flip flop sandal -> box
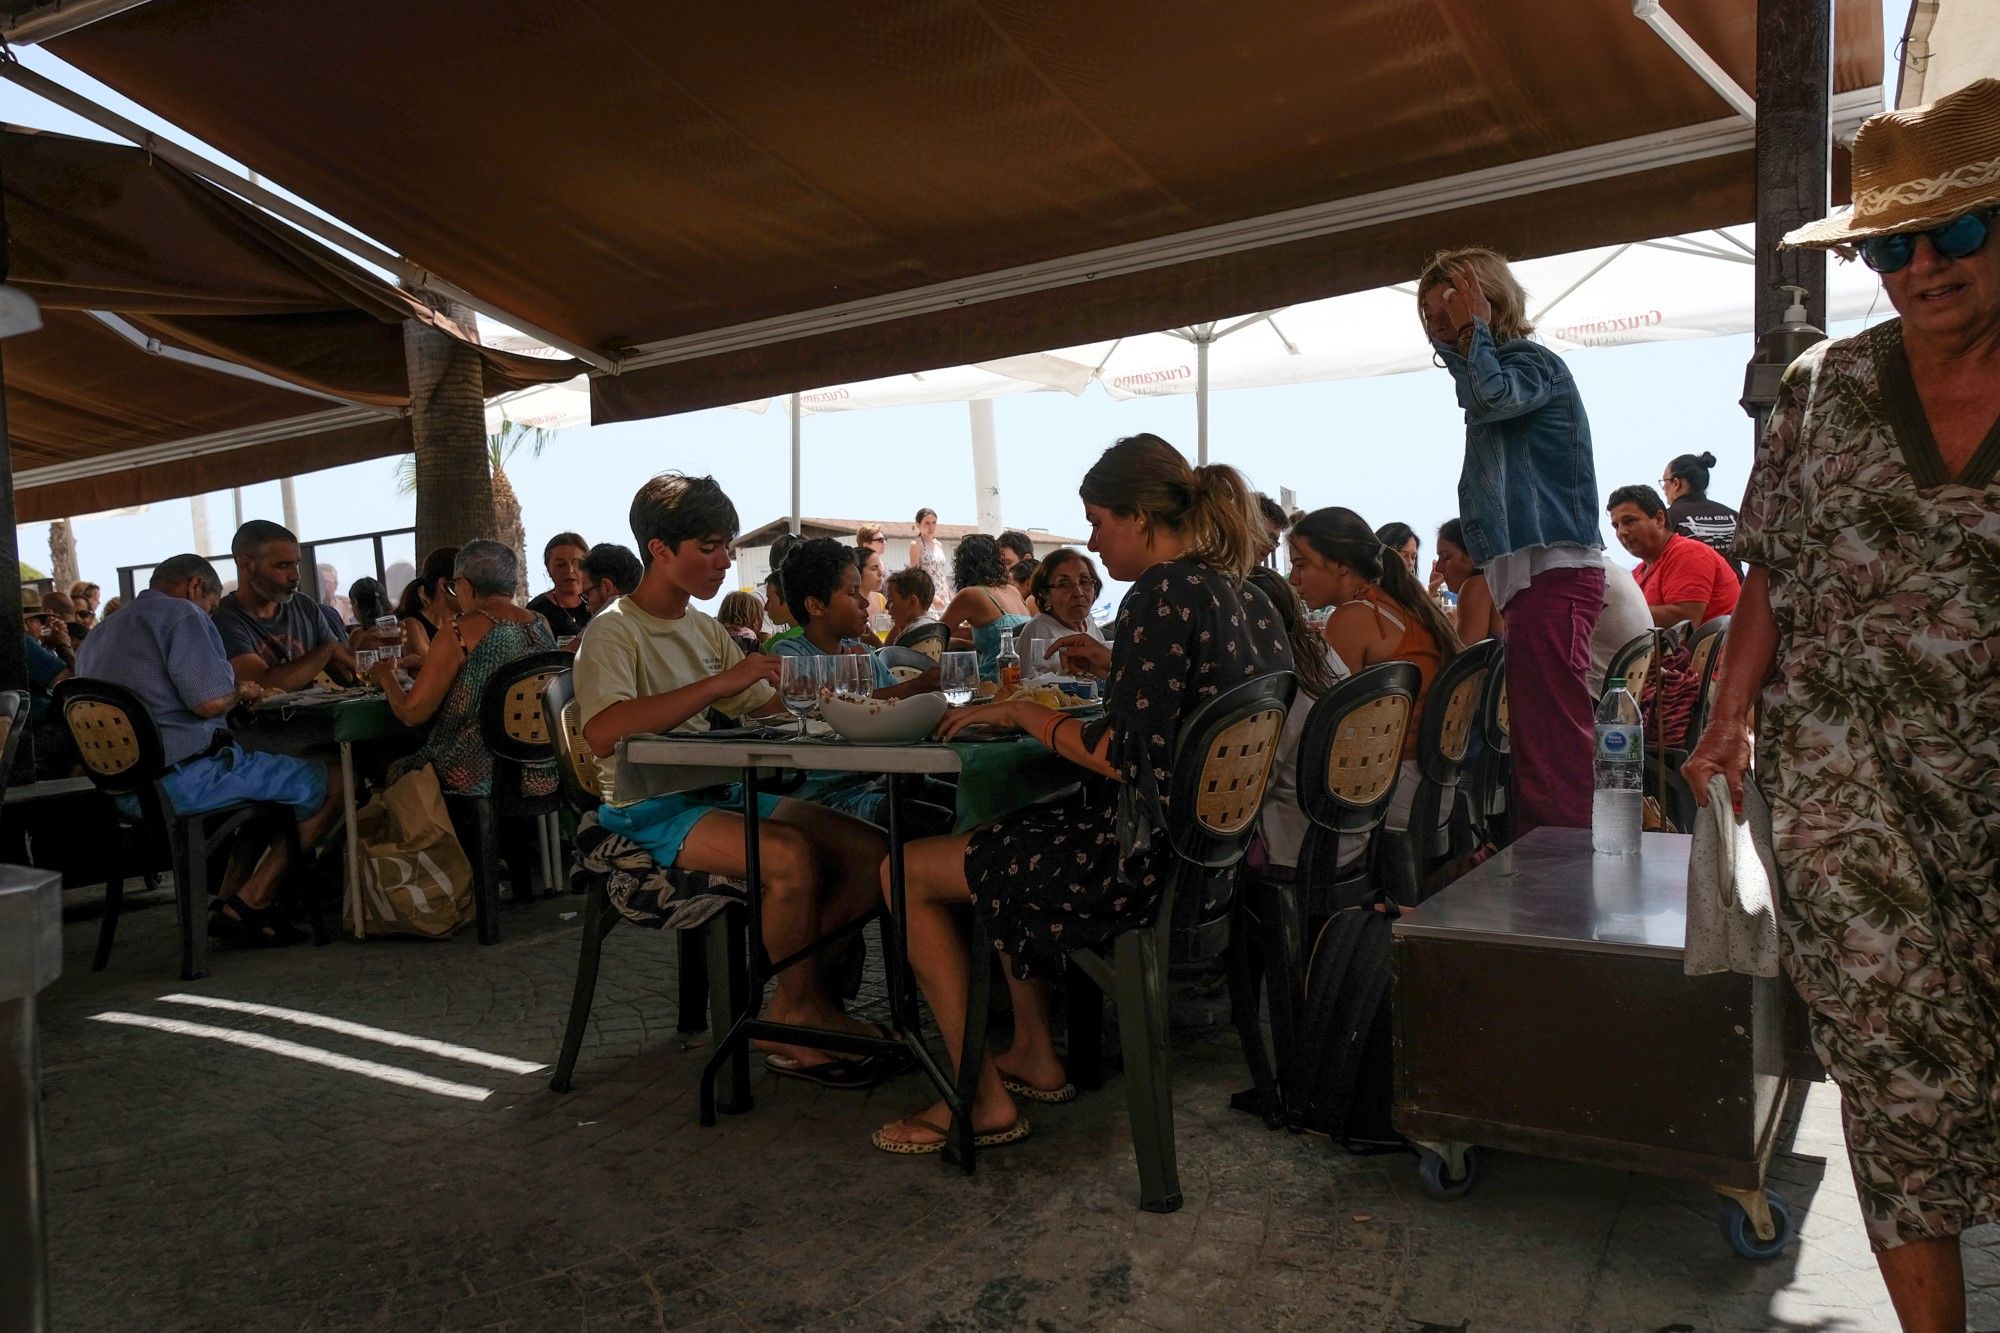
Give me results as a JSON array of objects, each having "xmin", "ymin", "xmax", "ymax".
[
  {"xmin": 871, "ymin": 1114, "xmax": 1032, "ymax": 1156},
  {"xmin": 1001, "ymin": 1077, "xmax": 1078, "ymax": 1104},
  {"xmin": 763, "ymin": 1053, "xmax": 890, "ymax": 1090}
]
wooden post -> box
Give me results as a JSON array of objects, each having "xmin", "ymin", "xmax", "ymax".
[
  {"xmin": 1753, "ymin": 0, "xmax": 1831, "ymax": 339},
  {"xmin": 0, "ymin": 142, "xmax": 24, "ymax": 698}
]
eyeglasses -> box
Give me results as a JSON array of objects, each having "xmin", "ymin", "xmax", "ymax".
[
  {"xmin": 1858, "ymin": 209, "xmax": 1996, "ymax": 274},
  {"xmin": 1046, "ymin": 578, "xmax": 1100, "ymax": 595}
]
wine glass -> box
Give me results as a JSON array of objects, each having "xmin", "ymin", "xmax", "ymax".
[
  {"xmin": 832, "ymin": 652, "xmax": 874, "ymax": 702},
  {"xmin": 940, "ymin": 650, "xmax": 978, "ymax": 707},
  {"xmin": 779, "ymin": 654, "xmax": 824, "ymax": 738}
]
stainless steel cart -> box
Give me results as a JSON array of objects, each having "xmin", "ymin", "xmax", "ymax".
[{"xmin": 1392, "ymin": 827, "xmax": 1798, "ymax": 1259}]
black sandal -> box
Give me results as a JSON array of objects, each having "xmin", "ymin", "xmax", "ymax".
[{"xmin": 209, "ymin": 894, "xmax": 306, "ymax": 947}]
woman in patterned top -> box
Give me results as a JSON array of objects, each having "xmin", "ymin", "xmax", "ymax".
[
  {"xmin": 373, "ymin": 539, "xmax": 557, "ymax": 800},
  {"xmin": 872, "ymin": 434, "xmax": 1293, "ymax": 1155},
  {"xmin": 1685, "ymin": 81, "xmax": 2000, "ymax": 1329}
]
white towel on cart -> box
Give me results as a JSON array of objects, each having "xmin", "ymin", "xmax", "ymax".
[{"xmin": 1683, "ymin": 773, "xmax": 1781, "ymax": 978}]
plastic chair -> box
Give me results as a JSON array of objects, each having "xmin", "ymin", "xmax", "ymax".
[
  {"xmin": 1229, "ymin": 662, "xmax": 1418, "ymax": 1127},
  {"xmin": 1659, "ymin": 615, "xmax": 1731, "ymax": 829},
  {"xmin": 1386, "ymin": 638, "xmax": 1500, "ymax": 899},
  {"xmin": 0, "ymin": 691, "xmax": 26, "ymax": 782},
  {"xmin": 455, "ymin": 650, "xmax": 572, "ymax": 945},
  {"xmin": 1602, "ymin": 629, "xmax": 1657, "ymax": 705},
  {"xmin": 54, "ymin": 678, "xmax": 304, "ymax": 979},
  {"xmin": 542, "ymin": 670, "xmax": 750, "ymax": 1102},
  {"xmin": 960, "ymin": 670, "xmax": 1295, "ymax": 1211},
  {"xmin": 1463, "ymin": 655, "xmax": 1511, "ymax": 847},
  {"xmin": 893, "ymin": 622, "xmax": 950, "ymax": 660},
  {"xmin": 876, "ymin": 644, "xmax": 937, "ymax": 674}
]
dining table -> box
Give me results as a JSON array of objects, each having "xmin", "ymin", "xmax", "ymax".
[
  {"xmin": 617, "ymin": 719, "xmax": 1084, "ymax": 1165},
  {"xmin": 233, "ymin": 687, "xmax": 415, "ymax": 936}
]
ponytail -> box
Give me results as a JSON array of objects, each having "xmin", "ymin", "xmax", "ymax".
[{"xmin": 1293, "ymin": 506, "xmax": 1462, "ymax": 665}]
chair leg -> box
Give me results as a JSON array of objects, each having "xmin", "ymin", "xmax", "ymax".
[
  {"xmin": 1113, "ymin": 918, "xmax": 1182, "ymax": 1213},
  {"xmin": 1064, "ymin": 956, "xmax": 1105, "ymax": 1091},
  {"xmin": 176, "ymin": 824, "xmax": 208, "ymax": 981},
  {"xmin": 550, "ymin": 885, "xmax": 616, "ymax": 1093},
  {"xmin": 93, "ymin": 874, "xmax": 125, "ymax": 973},
  {"xmin": 475, "ymin": 800, "xmax": 501, "ymax": 944},
  {"xmin": 1225, "ymin": 889, "xmax": 1280, "ymax": 1124},
  {"xmin": 676, "ymin": 922, "xmax": 710, "ymax": 1034},
  {"xmin": 707, "ymin": 907, "xmax": 753, "ymax": 1115}
]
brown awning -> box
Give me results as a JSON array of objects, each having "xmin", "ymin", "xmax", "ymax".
[
  {"xmin": 0, "ymin": 124, "xmax": 581, "ymax": 519},
  {"xmin": 35, "ymin": 2, "xmax": 1879, "ymax": 424}
]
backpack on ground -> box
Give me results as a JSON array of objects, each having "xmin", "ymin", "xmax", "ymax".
[{"xmin": 1291, "ymin": 904, "xmax": 1403, "ymax": 1151}]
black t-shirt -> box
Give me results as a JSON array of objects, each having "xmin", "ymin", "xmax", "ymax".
[
  {"xmin": 1665, "ymin": 497, "xmax": 1741, "ymax": 575},
  {"xmin": 211, "ymin": 592, "xmax": 338, "ymax": 666},
  {"xmin": 527, "ymin": 592, "xmax": 591, "ymax": 639}
]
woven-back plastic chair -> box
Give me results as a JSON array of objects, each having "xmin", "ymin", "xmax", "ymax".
[
  {"xmin": 1230, "ymin": 662, "xmax": 1417, "ymax": 1127},
  {"xmin": 458, "ymin": 649, "xmax": 572, "ymax": 943},
  {"xmin": 542, "ymin": 671, "xmax": 750, "ymax": 1104},
  {"xmin": 1389, "ymin": 638, "xmax": 1500, "ymax": 899},
  {"xmin": 1602, "ymin": 630, "xmax": 1658, "ymax": 704},
  {"xmin": 893, "ymin": 622, "xmax": 950, "ymax": 660},
  {"xmin": 54, "ymin": 678, "xmax": 302, "ymax": 979},
  {"xmin": 957, "ymin": 670, "xmax": 1295, "ymax": 1211}
]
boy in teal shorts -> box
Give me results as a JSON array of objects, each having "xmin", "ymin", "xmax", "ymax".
[{"xmin": 574, "ymin": 475, "xmax": 891, "ymax": 1086}]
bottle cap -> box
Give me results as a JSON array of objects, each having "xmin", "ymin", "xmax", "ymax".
[{"xmin": 1607, "ymin": 676, "xmax": 1625, "ymax": 688}]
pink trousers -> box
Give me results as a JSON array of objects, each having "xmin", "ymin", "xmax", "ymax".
[{"xmin": 1503, "ymin": 565, "xmax": 1605, "ymax": 837}]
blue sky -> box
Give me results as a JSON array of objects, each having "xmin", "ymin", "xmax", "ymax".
[{"xmin": 7, "ymin": 7, "xmax": 1909, "ymax": 609}]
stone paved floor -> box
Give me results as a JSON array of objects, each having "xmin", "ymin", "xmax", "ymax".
[{"xmin": 32, "ymin": 884, "xmax": 2000, "ymax": 1331}]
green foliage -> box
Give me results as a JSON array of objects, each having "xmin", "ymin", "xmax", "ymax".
[
  {"xmin": 17, "ymin": 560, "xmax": 45, "ymax": 582},
  {"xmin": 393, "ymin": 417, "xmax": 555, "ymax": 496}
]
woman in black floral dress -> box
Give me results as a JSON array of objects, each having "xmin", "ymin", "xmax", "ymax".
[{"xmin": 873, "ymin": 434, "xmax": 1293, "ymax": 1154}]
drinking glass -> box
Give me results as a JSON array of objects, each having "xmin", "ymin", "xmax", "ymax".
[
  {"xmin": 832, "ymin": 653, "xmax": 875, "ymax": 702},
  {"xmin": 355, "ymin": 649, "xmax": 378, "ymax": 676},
  {"xmin": 779, "ymin": 654, "xmax": 824, "ymax": 737},
  {"xmin": 375, "ymin": 614, "xmax": 403, "ymax": 661},
  {"xmin": 940, "ymin": 651, "xmax": 979, "ymax": 707}
]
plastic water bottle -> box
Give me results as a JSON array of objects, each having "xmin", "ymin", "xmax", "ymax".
[{"xmin": 1592, "ymin": 677, "xmax": 1644, "ymax": 855}]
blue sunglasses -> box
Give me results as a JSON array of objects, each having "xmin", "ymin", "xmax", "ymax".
[{"xmin": 1858, "ymin": 209, "xmax": 1996, "ymax": 274}]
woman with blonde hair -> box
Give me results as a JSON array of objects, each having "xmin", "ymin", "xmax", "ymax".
[
  {"xmin": 1417, "ymin": 245, "xmax": 1603, "ymax": 836},
  {"xmin": 873, "ymin": 433, "xmax": 1293, "ymax": 1154},
  {"xmin": 715, "ymin": 588, "xmax": 765, "ymax": 654}
]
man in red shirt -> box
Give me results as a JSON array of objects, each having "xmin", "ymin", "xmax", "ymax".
[{"xmin": 1607, "ymin": 484, "xmax": 1740, "ymax": 627}]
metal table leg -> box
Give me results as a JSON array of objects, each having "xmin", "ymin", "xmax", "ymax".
[{"xmin": 340, "ymin": 741, "xmax": 362, "ymax": 938}]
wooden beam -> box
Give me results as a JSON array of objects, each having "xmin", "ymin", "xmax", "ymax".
[{"xmin": 1754, "ymin": 0, "xmax": 1832, "ymax": 337}]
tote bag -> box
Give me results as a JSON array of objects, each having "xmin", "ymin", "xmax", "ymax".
[{"xmin": 355, "ymin": 764, "xmax": 475, "ymax": 938}]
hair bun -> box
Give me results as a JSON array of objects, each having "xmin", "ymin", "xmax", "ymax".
[{"xmin": 1698, "ymin": 451, "xmax": 1717, "ymax": 467}]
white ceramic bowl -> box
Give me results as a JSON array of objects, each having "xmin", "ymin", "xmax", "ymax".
[{"xmin": 818, "ymin": 691, "xmax": 948, "ymax": 744}]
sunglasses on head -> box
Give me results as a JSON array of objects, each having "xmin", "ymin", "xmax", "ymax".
[{"xmin": 1858, "ymin": 209, "xmax": 1997, "ymax": 274}]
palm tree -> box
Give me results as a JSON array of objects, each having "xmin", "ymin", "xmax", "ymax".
[
  {"xmin": 47, "ymin": 519, "xmax": 77, "ymax": 589},
  {"xmin": 396, "ymin": 418, "xmax": 553, "ymax": 602},
  {"xmin": 403, "ymin": 308, "xmax": 494, "ymax": 557}
]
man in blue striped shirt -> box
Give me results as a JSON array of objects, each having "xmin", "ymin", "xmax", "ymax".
[{"xmin": 76, "ymin": 554, "xmax": 339, "ymax": 944}]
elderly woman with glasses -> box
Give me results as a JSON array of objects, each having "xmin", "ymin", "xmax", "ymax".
[
  {"xmin": 372, "ymin": 539, "xmax": 558, "ymax": 801},
  {"xmin": 1016, "ymin": 547, "xmax": 1106, "ymax": 660},
  {"xmin": 1685, "ymin": 81, "xmax": 2000, "ymax": 1328}
]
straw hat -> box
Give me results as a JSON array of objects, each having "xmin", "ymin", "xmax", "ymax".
[
  {"xmin": 19, "ymin": 588, "xmax": 42, "ymax": 613},
  {"xmin": 1783, "ymin": 78, "xmax": 2000, "ymax": 249}
]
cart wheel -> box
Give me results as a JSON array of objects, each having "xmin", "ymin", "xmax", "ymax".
[
  {"xmin": 1418, "ymin": 1146, "xmax": 1480, "ymax": 1201},
  {"xmin": 1720, "ymin": 1190, "xmax": 1794, "ymax": 1261}
]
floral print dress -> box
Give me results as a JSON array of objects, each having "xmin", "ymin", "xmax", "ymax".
[
  {"xmin": 1737, "ymin": 318, "xmax": 2000, "ymax": 1250},
  {"xmin": 965, "ymin": 558, "xmax": 1292, "ymax": 979},
  {"xmin": 393, "ymin": 616, "xmax": 560, "ymax": 799}
]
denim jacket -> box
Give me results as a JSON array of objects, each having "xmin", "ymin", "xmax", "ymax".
[{"xmin": 1435, "ymin": 320, "xmax": 1603, "ymax": 565}]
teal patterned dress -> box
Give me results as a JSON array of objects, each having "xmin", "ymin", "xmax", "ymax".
[{"xmin": 393, "ymin": 616, "xmax": 559, "ymax": 798}]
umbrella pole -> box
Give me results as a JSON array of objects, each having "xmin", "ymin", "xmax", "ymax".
[
  {"xmin": 969, "ymin": 399, "xmax": 1002, "ymax": 531},
  {"xmin": 788, "ymin": 392, "xmax": 801, "ymax": 536},
  {"xmin": 1196, "ymin": 336, "xmax": 1210, "ymax": 466},
  {"xmin": 0, "ymin": 148, "xmax": 22, "ymax": 698}
]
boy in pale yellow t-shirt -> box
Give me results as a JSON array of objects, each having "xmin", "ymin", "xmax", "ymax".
[{"xmin": 573, "ymin": 473, "xmax": 891, "ymax": 1086}]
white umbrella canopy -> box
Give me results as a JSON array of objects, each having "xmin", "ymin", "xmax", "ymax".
[{"xmin": 1032, "ymin": 225, "xmax": 1888, "ymax": 458}]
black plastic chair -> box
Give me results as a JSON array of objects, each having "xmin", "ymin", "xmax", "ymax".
[
  {"xmin": 1463, "ymin": 653, "xmax": 1511, "ymax": 848},
  {"xmin": 54, "ymin": 678, "xmax": 304, "ymax": 979},
  {"xmin": 893, "ymin": 622, "xmax": 951, "ymax": 659},
  {"xmin": 542, "ymin": 670, "xmax": 750, "ymax": 1101},
  {"xmin": 959, "ymin": 670, "xmax": 1295, "ymax": 1211},
  {"xmin": 461, "ymin": 650, "xmax": 571, "ymax": 944},
  {"xmin": 1601, "ymin": 629, "xmax": 1658, "ymax": 705},
  {"xmin": 1660, "ymin": 615, "xmax": 1731, "ymax": 828},
  {"xmin": 1229, "ymin": 661, "xmax": 1418, "ymax": 1127},
  {"xmin": 1385, "ymin": 638, "xmax": 1499, "ymax": 900}
]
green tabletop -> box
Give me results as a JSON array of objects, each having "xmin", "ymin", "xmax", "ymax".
[
  {"xmin": 948, "ymin": 738, "xmax": 1082, "ymax": 833},
  {"xmin": 240, "ymin": 692, "xmax": 409, "ymax": 749}
]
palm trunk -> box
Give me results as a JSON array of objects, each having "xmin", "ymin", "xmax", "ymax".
[
  {"xmin": 47, "ymin": 518, "xmax": 77, "ymax": 589},
  {"xmin": 404, "ymin": 299, "xmax": 492, "ymax": 556},
  {"xmin": 492, "ymin": 464, "xmax": 527, "ymax": 605}
]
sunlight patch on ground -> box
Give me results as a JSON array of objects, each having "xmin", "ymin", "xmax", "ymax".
[
  {"xmin": 90, "ymin": 1012, "xmax": 496, "ymax": 1102},
  {"xmin": 155, "ymin": 992, "xmax": 546, "ymax": 1074}
]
